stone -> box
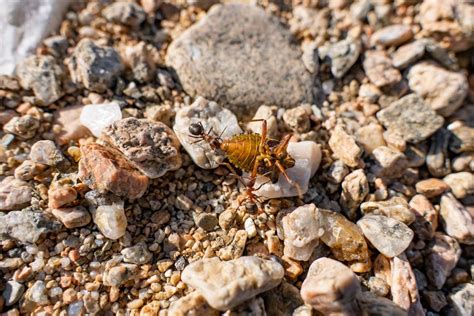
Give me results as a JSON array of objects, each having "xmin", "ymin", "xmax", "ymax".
[
  {"xmin": 253, "ymin": 141, "xmax": 321, "ymax": 199},
  {"xmin": 409, "ymin": 194, "xmax": 438, "ymax": 240},
  {"xmin": 439, "ymin": 193, "xmax": 474, "ymax": 244},
  {"xmin": 166, "ymin": 4, "xmax": 315, "ymax": 114},
  {"xmin": 78, "ymin": 143, "xmax": 149, "ymax": 200},
  {"xmin": 444, "ymin": 172, "xmax": 474, "ymax": 200},
  {"xmin": 450, "ymin": 125, "xmax": 474, "ymax": 153},
  {"xmin": 0, "ymin": 177, "xmax": 32, "ymax": 211},
  {"xmin": 247, "ymin": 105, "xmax": 277, "ymax": 137},
  {"xmin": 327, "ymin": 160, "xmax": 349, "ymax": 184},
  {"xmin": 29, "ymin": 140, "xmax": 68, "ymax": 168},
  {"xmin": 67, "ymin": 39, "xmax": 123, "ymax": 93},
  {"xmin": 52, "ymin": 206, "xmax": 91, "ymax": 229},
  {"xmin": 363, "ymin": 50, "xmax": 401, "ymax": 87},
  {"xmin": 319, "ymin": 38, "xmax": 361, "ymax": 78},
  {"xmin": 181, "ymin": 256, "xmax": 284, "ymax": 311},
  {"xmin": 102, "ymin": 2, "xmax": 146, "ymax": 27},
  {"xmin": 355, "ymin": 123, "xmax": 386, "ymax": 154},
  {"xmin": 361, "ymin": 197, "xmax": 415, "ymax": 225},
  {"xmin": 371, "ymin": 146, "xmax": 408, "ymax": 179},
  {"xmin": 340, "ymin": 169, "xmax": 369, "ymax": 219},
  {"xmin": 424, "ymin": 38, "xmax": 460, "ymax": 70},
  {"xmin": 2, "ymin": 281, "xmax": 24, "ymax": 306},
  {"xmin": 16, "ymin": 55, "xmax": 64, "ymax": 105},
  {"xmin": 217, "ymin": 230, "xmax": 247, "ymax": 260},
  {"xmin": 262, "ymin": 281, "xmax": 303, "ymax": 316},
  {"xmin": 301, "ymin": 257, "xmax": 361, "ymax": 315},
  {"xmin": 407, "ymin": 61, "xmax": 468, "ymax": 116},
  {"xmin": 3, "ymin": 115, "xmax": 40, "ymax": 140},
  {"xmin": 367, "ymin": 276, "xmax": 389, "ymax": 297},
  {"xmin": 426, "ymin": 233, "xmax": 461, "ymax": 289},
  {"xmin": 427, "ymin": 128, "xmax": 451, "ymax": 177},
  {"xmin": 54, "ymin": 105, "xmax": 92, "ymax": 145},
  {"xmin": 356, "ymin": 292, "xmax": 407, "ymax": 316},
  {"xmin": 92, "ymin": 203, "xmax": 127, "ymax": 240},
  {"xmin": 391, "ymin": 254, "xmax": 424, "ymax": 315},
  {"xmin": 79, "ymin": 102, "xmax": 122, "ymax": 138},
  {"xmin": 282, "ymin": 204, "xmax": 322, "ymax": 261},
  {"xmin": 301, "ymin": 41, "xmax": 319, "ymax": 74},
  {"xmin": 48, "ymin": 182, "xmax": 77, "ymax": 209},
  {"xmin": 168, "ymin": 292, "xmax": 218, "ymax": 316},
  {"xmin": 0, "ymin": 210, "xmax": 60, "ymax": 243},
  {"xmin": 103, "ymin": 263, "xmax": 138, "ymax": 287},
  {"xmin": 376, "ymin": 94, "xmax": 444, "ymax": 143},
  {"xmin": 358, "ymin": 215, "xmax": 413, "ymax": 258},
  {"xmin": 101, "ymin": 118, "xmax": 181, "ymax": 178},
  {"xmin": 370, "ymin": 24, "xmax": 413, "ymax": 47},
  {"xmin": 194, "ymin": 213, "xmax": 218, "ymax": 232},
  {"xmin": 415, "ymin": 178, "xmax": 450, "ymax": 198},
  {"xmin": 173, "ymin": 97, "xmax": 242, "ymax": 169},
  {"xmin": 119, "ymin": 41, "xmax": 156, "ymax": 83},
  {"xmin": 24, "ymin": 280, "xmax": 49, "ymax": 306},
  {"xmin": 449, "ymin": 283, "xmax": 474, "ymax": 316},
  {"xmin": 14, "ymin": 160, "xmax": 46, "ymax": 181},
  {"xmin": 423, "ymin": 291, "xmax": 448, "ymax": 312},
  {"xmin": 329, "ymin": 125, "xmax": 363, "ymax": 168},
  {"xmin": 392, "ymin": 40, "xmax": 426, "ymax": 69},
  {"xmin": 283, "ymin": 106, "xmax": 312, "ymax": 133},
  {"xmin": 121, "ymin": 243, "xmax": 152, "ymax": 264}
]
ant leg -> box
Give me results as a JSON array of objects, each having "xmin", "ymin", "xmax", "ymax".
[
  {"xmin": 220, "ymin": 162, "xmax": 248, "ymax": 188},
  {"xmin": 273, "ymin": 134, "xmax": 292, "ymax": 157},
  {"xmin": 275, "ymin": 161, "xmax": 303, "ymax": 198}
]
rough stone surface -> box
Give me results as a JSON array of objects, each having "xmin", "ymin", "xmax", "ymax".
[
  {"xmin": 376, "ymin": 94, "xmax": 444, "ymax": 143},
  {"xmin": 0, "ymin": 210, "xmax": 60, "ymax": 243},
  {"xmin": 370, "ymin": 24, "xmax": 413, "ymax": 47},
  {"xmin": 449, "ymin": 283, "xmax": 474, "ymax": 316},
  {"xmin": 48, "ymin": 182, "xmax": 77, "ymax": 209},
  {"xmin": 14, "ymin": 160, "xmax": 46, "ymax": 181},
  {"xmin": 181, "ymin": 256, "xmax": 284, "ymax": 311},
  {"xmin": 340, "ymin": 169, "xmax": 369, "ymax": 219},
  {"xmin": 450, "ymin": 125, "xmax": 474, "ymax": 153},
  {"xmin": 29, "ymin": 140, "xmax": 68, "ymax": 168},
  {"xmin": 426, "ymin": 233, "xmax": 461, "ymax": 289},
  {"xmin": 3, "ymin": 115, "xmax": 40, "ymax": 140},
  {"xmin": 0, "ymin": 176, "xmax": 32, "ymax": 211},
  {"xmin": 409, "ymin": 194, "xmax": 438, "ymax": 240},
  {"xmin": 262, "ymin": 281, "xmax": 304, "ymax": 316},
  {"xmin": 371, "ymin": 146, "xmax": 408, "ymax": 178},
  {"xmin": 2, "ymin": 280, "xmax": 25, "ymax": 306},
  {"xmin": 443, "ymin": 172, "xmax": 474, "ymax": 199},
  {"xmin": 168, "ymin": 292, "xmax": 218, "ymax": 316},
  {"xmin": 92, "ymin": 203, "xmax": 127, "ymax": 240},
  {"xmin": 102, "ymin": 118, "xmax": 181, "ymax": 178},
  {"xmin": 355, "ymin": 123, "xmax": 386, "ymax": 154},
  {"xmin": 51, "ymin": 206, "xmax": 91, "ymax": 229},
  {"xmin": 415, "ymin": 178, "xmax": 450, "ymax": 198},
  {"xmin": 301, "ymin": 257, "xmax": 361, "ymax": 315},
  {"xmin": 121, "ymin": 243, "xmax": 152, "ymax": 265},
  {"xmin": 361, "ymin": 197, "xmax": 415, "ymax": 225},
  {"xmin": 363, "ymin": 50, "xmax": 401, "ymax": 87},
  {"xmin": 103, "ymin": 263, "xmax": 138, "ymax": 287},
  {"xmin": 80, "ymin": 102, "xmax": 122, "ymax": 138},
  {"xmin": 327, "ymin": 160, "xmax": 349, "ymax": 184},
  {"xmin": 356, "ymin": 292, "xmax": 408, "ymax": 316},
  {"xmin": 319, "ymin": 38, "xmax": 361, "ymax": 78},
  {"xmin": 392, "ymin": 40, "xmax": 426, "ymax": 69},
  {"xmin": 329, "ymin": 125, "xmax": 362, "ymax": 168},
  {"xmin": 439, "ymin": 193, "xmax": 474, "ymax": 244},
  {"xmin": 102, "ymin": 2, "xmax": 146, "ymax": 27},
  {"xmin": 166, "ymin": 4, "xmax": 316, "ymax": 113},
  {"xmin": 54, "ymin": 105, "xmax": 92, "ymax": 145},
  {"xmin": 427, "ymin": 128, "xmax": 452, "ymax": 177}
]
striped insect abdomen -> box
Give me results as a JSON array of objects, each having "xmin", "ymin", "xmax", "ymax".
[{"xmin": 220, "ymin": 134, "xmax": 261, "ymax": 173}]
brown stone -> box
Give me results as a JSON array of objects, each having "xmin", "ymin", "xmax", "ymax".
[{"xmin": 415, "ymin": 178, "xmax": 450, "ymax": 198}]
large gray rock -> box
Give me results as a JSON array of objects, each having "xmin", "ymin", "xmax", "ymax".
[
  {"xmin": 166, "ymin": 4, "xmax": 316, "ymax": 114},
  {"xmin": 0, "ymin": 210, "xmax": 61, "ymax": 243}
]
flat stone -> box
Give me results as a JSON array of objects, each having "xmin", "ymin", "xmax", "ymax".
[
  {"xmin": 370, "ymin": 24, "xmax": 413, "ymax": 47},
  {"xmin": 52, "ymin": 206, "xmax": 91, "ymax": 229},
  {"xmin": 29, "ymin": 140, "xmax": 68, "ymax": 169},
  {"xmin": 443, "ymin": 172, "xmax": 474, "ymax": 199},
  {"xmin": 449, "ymin": 283, "xmax": 474, "ymax": 316},
  {"xmin": 0, "ymin": 210, "xmax": 61, "ymax": 243},
  {"xmin": 371, "ymin": 146, "xmax": 408, "ymax": 179},
  {"xmin": 376, "ymin": 94, "xmax": 444, "ymax": 143},
  {"xmin": 426, "ymin": 233, "xmax": 461, "ymax": 289},
  {"xmin": 0, "ymin": 176, "xmax": 32, "ymax": 211},
  {"xmin": 407, "ymin": 61, "xmax": 468, "ymax": 116},
  {"xmin": 356, "ymin": 292, "xmax": 408, "ymax": 316},
  {"xmin": 194, "ymin": 213, "xmax": 218, "ymax": 232},
  {"xmin": 319, "ymin": 38, "xmax": 361, "ymax": 78},
  {"xmin": 14, "ymin": 160, "xmax": 46, "ymax": 181},
  {"xmin": 3, "ymin": 115, "xmax": 40, "ymax": 140},
  {"xmin": 392, "ymin": 40, "xmax": 426, "ymax": 69},
  {"xmin": 439, "ymin": 193, "xmax": 474, "ymax": 244},
  {"xmin": 102, "ymin": 118, "xmax": 181, "ymax": 178},
  {"xmin": 2, "ymin": 281, "xmax": 25, "ymax": 306},
  {"xmin": 103, "ymin": 263, "xmax": 138, "ymax": 287},
  {"xmin": 329, "ymin": 125, "xmax": 363, "ymax": 168},
  {"xmin": 358, "ymin": 215, "xmax": 414, "ymax": 258},
  {"xmin": 54, "ymin": 105, "xmax": 92, "ymax": 145},
  {"xmin": 415, "ymin": 178, "xmax": 450, "ymax": 198},
  {"xmin": 409, "ymin": 194, "xmax": 438, "ymax": 240},
  {"xmin": 121, "ymin": 243, "xmax": 152, "ymax": 264},
  {"xmin": 80, "ymin": 102, "xmax": 122, "ymax": 138},
  {"xmin": 301, "ymin": 257, "xmax": 361, "ymax": 315},
  {"xmin": 166, "ymin": 4, "xmax": 315, "ymax": 114},
  {"xmin": 361, "ymin": 197, "xmax": 416, "ymax": 225},
  {"xmin": 78, "ymin": 143, "xmax": 149, "ymax": 200},
  {"xmin": 92, "ymin": 203, "xmax": 127, "ymax": 240},
  {"xmin": 181, "ymin": 256, "xmax": 284, "ymax": 311},
  {"xmin": 363, "ymin": 50, "xmax": 401, "ymax": 87}
]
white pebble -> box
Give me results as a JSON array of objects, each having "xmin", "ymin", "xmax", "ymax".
[
  {"xmin": 244, "ymin": 217, "xmax": 257, "ymax": 238},
  {"xmin": 80, "ymin": 102, "xmax": 122, "ymax": 137}
]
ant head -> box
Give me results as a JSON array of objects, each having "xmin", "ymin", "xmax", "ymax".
[{"xmin": 189, "ymin": 122, "xmax": 204, "ymax": 136}]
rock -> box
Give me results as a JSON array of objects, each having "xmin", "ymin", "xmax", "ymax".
[
  {"xmin": 119, "ymin": 41, "xmax": 156, "ymax": 83},
  {"xmin": 282, "ymin": 106, "xmax": 312, "ymax": 133},
  {"xmin": 357, "ymin": 215, "xmax": 414, "ymax": 258},
  {"xmin": 439, "ymin": 193, "xmax": 474, "ymax": 244},
  {"xmin": 301, "ymin": 41, "xmax": 319, "ymax": 74},
  {"xmin": 67, "ymin": 39, "xmax": 123, "ymax": 93},
  {"xmin": 340, "ymin": 169, "xmax": 369, "ymax": 219},
  {"xmin": 2, "ymin": 281, "xmax": 24, "ymax": 306},
  {"xmin": 282, "ymin": 204, "xmax": 322, "ymax": 261},
  {"xmin": 0, "ymin": 177, "xmax": 32, "ymax": 211},
  {"xmin": 173, "ymin": 97, "xmax": 242, "ymax": 169},
  {"xmin": 392, "ymin": 40, "xmax": 426, "ymax": 69},
  {"xmin": 376, "ymin": 94, "xmax": 444, "ymax": 143},
  {"xmin": 319, "ymin": 209, "xmax": 370, "ymax": 272},
  {"xmin": 92, "ymin": 203, "xmax": 127, "ymax": 240},
  {"xmin": 390, "ymin": 254, "xmax": 424, "ymax": 315},
  {"xmin": 24, "ymin": 280, "xmax": 49, "ymax": 306},
  {"xmin": 361, "ymin": 197, "xmax": 416, "ymax": 225},
  {"xmin": 166, "ymin": 4, "xmax": 315, "ymax": 114},
  {"xmin": 78, "ymin": 143, "xmax": 149, "ymax": 200},
  {"xmin": 16, "ymin": 55, "xmax": 64, "ymax": 105},
  {"xmin": 371, "ymin": 146, "xmax": 408, "ymax": 179},
  {"xmin": 0, "ymin": 210, "xmax": 60, "ymax": 243},
  {"xmin": 29, "ymin": 140, "xmax": 68, "ymax": 168},
  {"xmin": 415, "ymin": 178, "xmax": 450, "ymax": 198},
  {"xmin": 217, "ymin": 230, "xmax": 247, "ymax": 260},
  {"xmin": 409, "ymin": 194, "xmax": 438, "ymax": 240},
  {"xmin": 424, "ymin": 38, "xmax": 460, "ymax": 70},
  {"xmin": 423, "ymin": 291, "xmax": 448, "ymax": 312},
  {"xmin": 0, "ymin": 0, "xmax": 70, "ymax": 75},
  {"xmin": 319, "ymin": 38, "xmax": 361, "ymax": 78},
  {"xmin": 168, "ymin": 292, "xmax": 218, "ymax": 316},
  {"xmin": 102, "ymin": 2, "xmax": 146, "ymax": 27},
  {"xmin": 370, "ymin": 24, "xmax": 413, "ymax": 47},
  {"xmin": 443, "ymin": 172, "xmax": 474, "ymax": 199},
  {"xmin": 426, "ymin": 233, "xmax": 461, "ymax": 289},
  {"xmin": 450, "ymin": 125, "xmax": 474, "ymax": 153},
  {"xmin": 301, "ymin": 257, "xmax": 361, "ymax": 315},
  {"xmin": 356, "ymin": 292, "xmax": 408, "ymax": 316},
  {"xmin": 181, "ymin": 256, "xmax": 284, "ymax": 311},
  {"xmin": 355, "ymin": 123, "xmax": 386, "ymax": 154},
  {"xmin": 103, "ymin": 263, "xmax": 138, "ymax": 287},
  {"xmin": 253, "ymin": 141, "xmax": 321, "ymax": 198},
  {"xmin": 79, "ymin": 102, "xmax": 122, "ymax": 138},
  {"xmin": 452, "ymin": 153, "xmax": 474, "ymax": 172},
  {"xmin": 194, "ymin": 213, "xmax": 218, "ymax": 232},
  {"xmin": 367, "ymin": 276, "xmax": 390, "ymax": 297},
  {"xmin": 247, "ymin": 105, "xmax": 278, "ymax": 137},
  {"xmin": 3, "ymin": 115, "xmax": 40, "ymax": 140},
  {"xmin": 327, "ymin": 160, "xmax": 349, "ymax": 184},
  {"xmin": 329, "ymin": 125, "xmax": 363, "ymax": 168},
  {"xmin": 262, "ymin": 281, "xmax": 304, "ymax": 316},
  {"xmin": 48, "ymin": 182, "xmax": 77, "ymax": 209},
  {"xmin": 363, "ymin": 50, "xmax": 401, "ymax": 87},
  {"xmin": 101, "ymin": 118, "xmax": 181, "ymax": 178},
  {"xmin": 14, "ymin": 160, "xmax": 46, "ymax": 181},
  {"xmin": 407, "ymin": 61, "xmax": 468, "ymax": 116},
  {"xmin": 449, "ymin": 283, "xmax": 474, "ymax": 316},
  {"xmin": 427, "ymin": 128, "xmax": 451, "ymax": 177},
  {"xmin": 54, "ymin": 105, "xmax": 92, "ymax": 145},
  {"xmin": 121, "ymin": 243, "xmax": 152, "ymax": 264},
  {"xmin": 51, "ymin": 206, "xmax": 91, "ymax": 229}
]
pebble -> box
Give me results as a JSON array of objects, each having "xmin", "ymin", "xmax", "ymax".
[
  {"xmin": 407, "ymin": 61, "xmax": 468, "ymax": 116},
  {"xmin": 357, "ymin": 215, "xmax": 414, "ymax": 258},
  {"xmin": 194, "ymin": 213, "xmax": 218, "ymax": 232},
  {"xmin": 443, "ymin": 172, "xmax": 474, "ymax": 199},
  {"xmin": 262, "ymin": 281, "xmax": 303, "ymax": 315},
  {"xmin": 449, "ymin": 283, "xmax": 474, "ymax": 316},
  {"xmin": 367, "ymin": 276, "xmax": 389, "ymax": 297},
  {"xmin": 54, "ymin": 105, "xmax": 92, "ymax": 145},
  {"xmin": 16, "ymin": 55, "xmax": 64, "ymax": 105},
  {"xmin": 67, "ymin": 39, "xmax": 123, "ymax": 93},
  {"xmin": 319, "ymin": 37, "xmax": 361, "ymax": 78},
  {"xmin": 370, "ymin": 24, "xmax": 413, "ymax": 47},
  {"xmin": 79, "ymin": 102, "xmax": 122, "ymax": 137},
  {"xmin": 363, "ymin": 50, "xmax": 401, "ymax": 87},
  {"xmin": 102, "ymin": 118, "xmax": 181, "ymax": 178},
  {"xmin": 301, "ymin": 41, "xmax": 319, "ymax": 74},
  {"xmin": 426, "ymin": 233, "xmax": 461, "ymax": 289},
  {"xmin": 24, "ymin": 280, "xmax": 49, "ymax": 306},
  {"xmin": 244, "ymin": 217, "xmax": 257, "ymax": 238},
  {"xmin": 121, "ymin": 243, "xmax": 152, "ymax": 264},
  {"xmin": 181, "ymin": 256, "xmax": 284, "ymax": 311},
  {"xmin": 355, "ymin": 123, "xmax": 386, "ymax": 154},
  {"xmin": 29, "ymin": 140, "xmax": 68, "ymax": 169},
  {"xmin": 120, "ymin": 42, "xmax": 156, "ymax": 83},
  {"xmin": 439, "ymin": 193, "xmax": 474, "ymax": 244},
  {"xmin": 3, "ymin": 115, "xmax": 40, "ymax": 140},
  {"xmin": 361, "ymin": 197, "xmax": 416, "ymax": 225},
  {"xmin": 92, "ymin": 203, "xmax": 127, "ymax": 240},
  {"xmin": 392, "ymin": 40, "xmax": 426, "ymax": 69},
  {"xmin": 103, "ymin": 263, "xmax": 138, "ymax": 287},
  {"xmin": 52, "ymin": 206, "xmax": 91, "ymax": 229},
  {"xmin": 2, "ymin": 281, "xmax": 25, "ymax": 306},
  {"xmin": 371, "ymin": 146, "xmax": 408, "ymax": 179},
  {"xmin": 423, "ymin": 291, "xmax": 448, "ymax": 312},
  {"xmin": 340, "ymin": 169, "xmax": 369, "ymax": 219},
  {"xmin": 48, "ymin": 182, "xmax": 77, "ymax": 209},
  {"xmin": 328, "ymin": 125, "xmax": 362, "ymax": 168},
  {"xmin": 173, "ymin": 97, "xmax": 242, "ymax": 169},
  {"xmin": 300, "ymin": 257, "xmax": 361, "ymax": 315},
  {"xmin": 0, "ymin": 210, "xmax": 60, "ymax": 244},
  {"xmin": 327, "ymin": 160, "xmax": 349, "ymax": 184},
  {"xmin": 0, "ymin": 176, "xmax": 32, "ymax": 211},
  {"xmin": 356, "ymin": 292, "xmax": 407, "ymax": 316},
  {"xmin": 102, "ymin": 1, "xmax": 146, "ymax": 27},
  {"xmin": 14, "ymin": 160, "xmax": 46, "ymax": 181},
  {"xmin": 449, "ymin": 125, "xmax": 474, "ymax": 153},
  {"xmin": 166, "ymin": 4, "xmax": 315, "ymax": 113},
  {"xmin": 409, "ymin": 194, "xmax": 438, "ymax": 240},
  {"xmin": 78, "ymin": 143, "xmax": 149, "ymax": 200},
  {"xmin": 283, "ymin": 106, "xmax": 312, "ymax": 133},
  {"xmin": 427, "ymin": 128, "xmax": 452, "ymax": 177},
  {"xmin": 168, "ymin": 292, "xmax": 218, "ymax": 316},
  {"xmin": 376, "ymin": 94, "xmax": 444, "ymax": 143},
  {"xmin": 415, "ymin": 178, "xmax": 450, "ymax": 198},
  {"xmin": 247, "ymin": 105, "xmax": 278, "ymax": 137}
]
